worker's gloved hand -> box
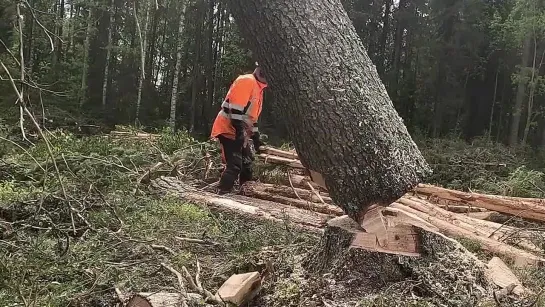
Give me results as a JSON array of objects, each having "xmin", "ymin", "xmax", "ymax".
[{"xmin": 252, "ymin": 132, "xmax": 265, "ymax": 153}]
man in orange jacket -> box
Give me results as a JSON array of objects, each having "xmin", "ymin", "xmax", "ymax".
[{"xmin": 210, "ymin": 64, "xmax": 268, "ymax": 194}]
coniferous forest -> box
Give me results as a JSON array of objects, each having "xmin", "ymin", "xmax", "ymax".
[{"xmin": 2, "ymin": 0, "xmax": 545, "ymax": 306}]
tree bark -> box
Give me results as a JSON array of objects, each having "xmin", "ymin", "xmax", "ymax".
[
  {"xmin": 169, "ymin": 2, "xmax": 188, "ymax": 131},
  {"xmin": 79, "ymin": 8, "xmax": 93, "ymax": 108},
  {"xmin": 508, "ymin": 36, "xmax": 532, "ymax": 146},
  {"xmin": 102, "ymin": 0, "xmax": 115, "ymax": 111},
  {"xmin": 391, "ymin": 0, "xmax": 408, "ymax": 101},
  {"xmin": 225, "ymin": 0, "xmax": 431, "ymax": 221},
  {"xmin": 189, "ymin": 0, "xmax": 204, "ymax": 132},
  {"xmin": 203, "ymin": 0, "xmax": 216, "ymax": 128},
  {"xmin": 488, "ymin": 67, "xmax": 500, "ymax": 140},
  {"xmin": 522, "ymin": 37, "xmax": 539, "ymax": 146},
  {"xmin": 135, "ymin": 0, "xmax": 150, "ymax": 124}
]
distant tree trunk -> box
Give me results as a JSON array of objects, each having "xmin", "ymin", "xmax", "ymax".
[
  {"xmin": 146, "ymin": 6, "xmax": 160, "ymax": 82},
  {"xmin": 26, "ymin": 0, "xmax": 35, "ymax": 77},
  {"xmin": 134, "ymin": 0, "xmax": 150, "ymax": 123},
  {"xmin": 190, "ymin": 1, "xmax": 204, "ymax": 133},
  {"xmin": 102, "ymin": 0, "xmax": 115, "ymax": 111},
  {"xmin": 203, "ymin": 0, "xmax": 216, "ymax": 129},
  {"xmin": 522, "ymin": 38, "xmax": 539, "ymax": 146},
  {"xmin": 508, "ymin": 36, "xmax": 532, "ymax": 146},
  {"xmin": 55, "ymin": 0, "xmax": 65, "ymax": 63},
  {"xmin": 79, "ymin": 8, "xmax": 93, "ymax": 107},
  {"xmin": 488, "ymin": 67, "xmax": 500, "ymax": 140},
  {"xmin": 496, "ymin": 74, "xmax": 508, "ymax": 143},
  {"xmin": 226, "ymin": 0, "xmax": 431, "ymax": 222},
  {"xmin": 391, "ymin": 0, "xmax": 408, "ymax": 104},
  {"xmin": 169, "ymin": 1, "xmax": 188, "ymax": 131},
  {"xmin": 154, "ymin": 1, "xmax": 170, "ymax": 86},
  {"xmin": 376, "ymin": 0, "xmax": 392, "ymax": 77}
]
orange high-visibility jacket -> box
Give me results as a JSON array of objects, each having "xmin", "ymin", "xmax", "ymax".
[{"xmin": 211, "ymin": 73, "xmax": 267, "ymax": 140}]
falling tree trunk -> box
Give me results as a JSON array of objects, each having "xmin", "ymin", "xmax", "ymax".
[
  {"xmin": 169, "ymin": 2, "xmax": 187, "ymax": 131},
  {"xmin": 102, "ymin": 0, "xmax": 115, "ymax": 111},
  {"xmin": 135, "ymin": 0, "xmax": 150, "ymax": 124},
  {"xmin": 79, "ymin": 8, "xmax": 93, "ymax": 108},
  {"xmin": 508, "ymin": 36, "xmax": 532, "ymax": 146},
  {"xmin": 225, "ymin": 0, "xmax": 431, "ymax": 223}
]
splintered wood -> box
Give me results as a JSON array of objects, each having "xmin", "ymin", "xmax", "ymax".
[{"xmin": 215, "ymin": 272, "xmax": 261, "ymax": 306}]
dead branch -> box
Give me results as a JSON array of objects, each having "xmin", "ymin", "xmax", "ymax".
[
  {"xmin": 151, "ymin": 244, "xmax": 176, "ymax": 255},
  {"xmin": 160, "ymin": 263, "xmax": 189, "ymax": 307}
]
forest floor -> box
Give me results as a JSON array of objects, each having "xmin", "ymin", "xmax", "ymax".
[{"xmin": 1, "ymin": 127, "xmax": 545, "ymax": 306}]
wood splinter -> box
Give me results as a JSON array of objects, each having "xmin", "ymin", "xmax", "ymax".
[{"xmin": 343, "ymin": 205, "xmax": 439, "ymax": 257}]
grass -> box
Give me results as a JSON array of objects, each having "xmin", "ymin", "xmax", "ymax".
[
  {"xmin": 0, "ymin": 193, "xmax": 315, "ymax": 306},
  {"xmin": 1, "ymin": 128, "xmax": 545, "ymax": 306}
]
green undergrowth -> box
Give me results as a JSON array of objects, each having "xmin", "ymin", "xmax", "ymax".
[
  {"xmin": 0, "ymin": 128, "xmax": 315, "ymax": 306},
  {"xmin": 419, "ymin": 137, "xmax": 545, "ymax": 197},
  {"xmin": 2, "ymin": 128, "xmax": 545, "ymax": 306}
]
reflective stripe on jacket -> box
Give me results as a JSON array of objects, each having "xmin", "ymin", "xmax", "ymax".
[{"xmin": 210, "ymin": 73, "xmax": 267, "ymax": 139}]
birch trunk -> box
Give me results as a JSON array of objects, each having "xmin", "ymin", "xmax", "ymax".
[
  {"xmin": 169, "ymin": 1, "xmax": 188, "ymax": 130},
  {"xmin": 135, "ymin": 0, "xmax": 150, "ymax": 124}
]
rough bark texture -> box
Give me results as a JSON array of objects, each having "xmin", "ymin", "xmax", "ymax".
[{"xmin": 225, "ymin": 0, "xmax": 431, "ymax": 221}]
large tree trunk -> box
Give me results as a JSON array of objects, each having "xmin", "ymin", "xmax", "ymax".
[
  {"xmin": 225, "ymin": 0, "xmax": 431, "ymax": 222},
  {"xmin": 508, "ymin": 36, "xmax": 532, "ymax": 146}
]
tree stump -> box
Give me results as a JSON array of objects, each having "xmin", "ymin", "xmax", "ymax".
[{"xmin": 303, "ymin": 215, "xmax": 492, "ymax": 304}]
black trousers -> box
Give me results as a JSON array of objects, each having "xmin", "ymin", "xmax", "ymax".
[{"xmin": 217, "ymin": 135, "xmax": 253, "ymax": 192}]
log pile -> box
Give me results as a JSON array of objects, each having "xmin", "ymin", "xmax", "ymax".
[{"xmin": 253, "ymin": 146, "xmax": 545, "ymax": 271}]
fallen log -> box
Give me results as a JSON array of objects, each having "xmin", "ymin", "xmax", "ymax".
[
  {"xmin": 289, "ymin": 174, "xmax": 324, "ymax": 191},
  {"xmin": 414, "ymin": 184, "xmax": 545, "ymax": 222},
  {"xmin": 258, "ymin": 149, "xmax": 545, "ymax": 222},
  {"xmin": 241, "ymin": 183, "xmax": 342, "ymax": 216},
  {"xmin": 400, "ymin": 196, "xmax": 543, "ymax": 254},
  {"xmin": 151, "ymin": 177, "xmax": 328, "ymax": 233},
  {"xmin": 124, "ymin": 293, "xmax": 206, "ymax": 307},
  {"xmin": 259, "ymin": 146, "xmax": 298, "ymax": 160},
  {"xmin": 391, "ymin": 202, "xmax": 545, "ymax": 267},
  {"xmin": 247, "ymin": 182, "xmax": 332, "ymax": 203},
  {"xmin": 258, "ymin": 154, "xmax": 304, "ymax": 169}
]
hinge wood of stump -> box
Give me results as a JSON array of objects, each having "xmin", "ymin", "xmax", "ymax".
[
  {"xmin": 354, "ymin": 206, "xmax": 421, "ymax": 257},
  {"xmin": 307, "ymin": 169, "xmax": 425, "ymax": 257}
]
